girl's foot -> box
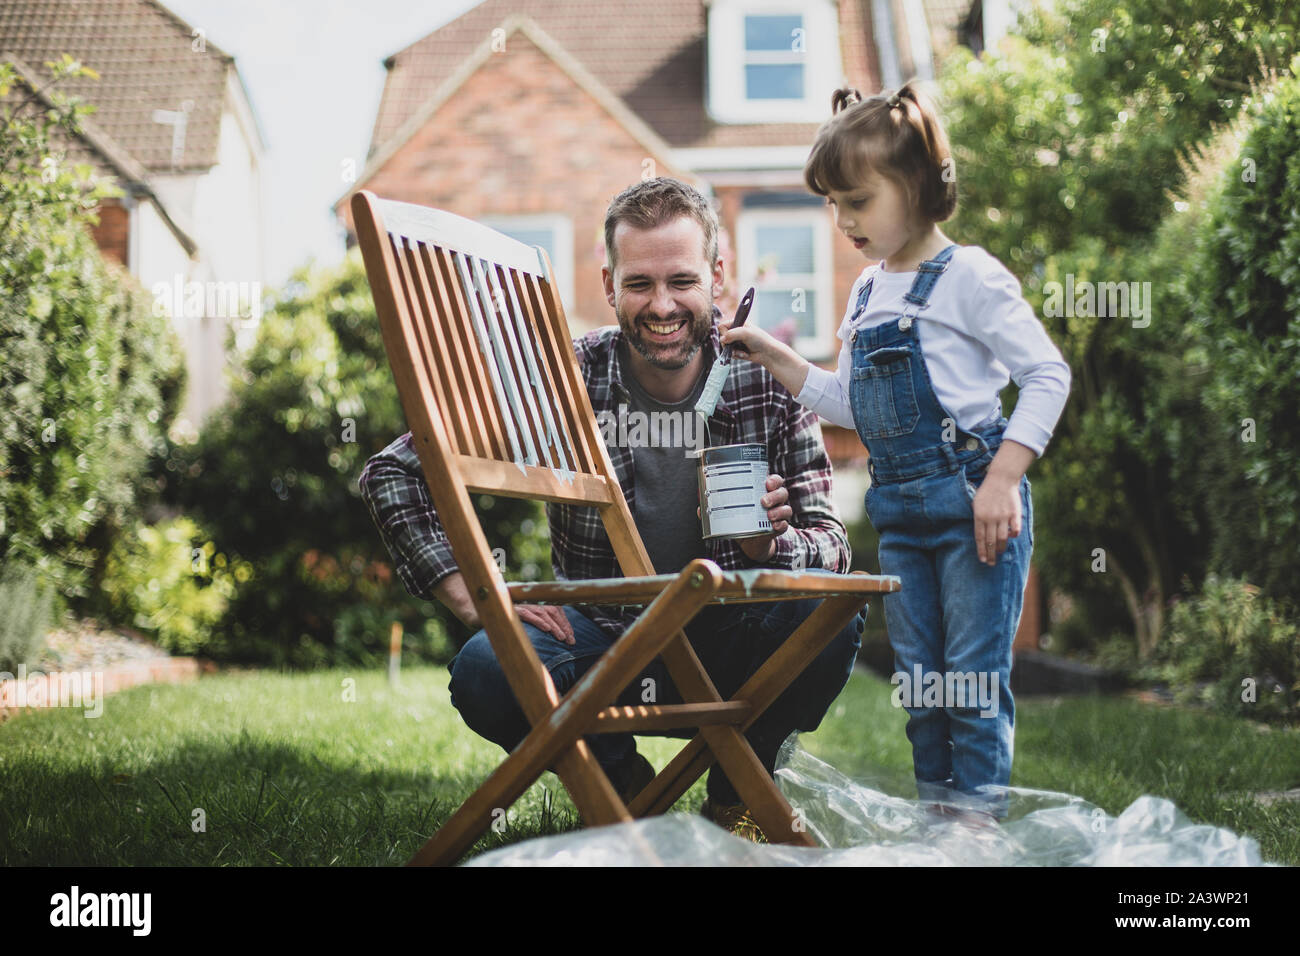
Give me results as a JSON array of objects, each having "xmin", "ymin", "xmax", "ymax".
[{"xmin": 926, "ymin": 803, "xmax": 999, "ymax": 831}]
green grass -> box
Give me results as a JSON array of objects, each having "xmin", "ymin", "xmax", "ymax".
[{"xmin": 1, "ymin": 666, "xmax": 1296, "ymax": 865}]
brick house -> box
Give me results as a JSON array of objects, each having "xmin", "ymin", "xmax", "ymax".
[
  {"xmin": 334, "ymin": 0, "xmax": 1040, "ymax": 646},
  {"xmin": 334, "ymin": 0, "xmax": 1016, "ymax": 459},
  {"xmin": 1, "ymin": 0, "xmax": 268, "ymax": 434}
]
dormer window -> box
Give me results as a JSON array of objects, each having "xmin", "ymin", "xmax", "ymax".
[
  {"xmin": 707, "ymin": 0, "xmax": 843, "ymax": 124},
  {"xmin": 743, "ymin": 14, "xmax": 805, "ymax": 99}
]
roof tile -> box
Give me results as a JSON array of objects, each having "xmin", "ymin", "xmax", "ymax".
[
  {"xmin": 0, "ymin": 0, "xmax": 233, "ymax": 171},
  {"xmin": 370, "ymin": 0, "xmax": 881, "ymax": 157}
]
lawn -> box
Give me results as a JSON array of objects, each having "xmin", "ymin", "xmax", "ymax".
[{"xmin": 1, "ymin": 665, "xmax": 1296, "ymax": 865}]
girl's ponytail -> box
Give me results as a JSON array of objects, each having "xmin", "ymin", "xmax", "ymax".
[
  {"xmin": 894, "ymin": 83, "xmax": 951, "ymax": 194},
  {"xmin": 806, "ymin": 81, "xmax": 958, "ymax": 224},
  {"xmin": 831, "ymin": 87, "xmax": 863, "ymax": 115}
]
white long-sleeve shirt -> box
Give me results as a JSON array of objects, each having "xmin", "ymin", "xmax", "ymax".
[{"xmin": 796, "ymin": 246, "xmax": 1071, "ymax": 457}]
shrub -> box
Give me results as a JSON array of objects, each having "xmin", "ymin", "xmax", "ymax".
[
  {"xmin": 1180, "ymin": 64, "xmax": 1300, "ymax": 607},
  {"xmin": 1159, "ymin": 575, "xmax": 1299, "ymax": 722},
  {"xmin": 943, "ymin": 0, "xmax": 1300, "ymax": 275},
  {"xmin": 0, "ymin": 57, "xmax": 185, "ymax": 602},
  {"xmin": 940, "ymin": 13, "xmax": 1300, "ymax": 658},
  {"xmin": 100, "ymin": 517, "xmax": 248, "ymax": 655},
  {"xmin": 156, "ymin": 252, "xmax": 550, "ymax": 667},
  {"xmin": 0, "ymin": 559, "xmax": 54, "ymax": 672}
]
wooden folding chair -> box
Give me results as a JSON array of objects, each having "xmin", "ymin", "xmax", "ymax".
[{"xmin": 351, "ymin": 190, "xmax": 900, "ymax": 866}]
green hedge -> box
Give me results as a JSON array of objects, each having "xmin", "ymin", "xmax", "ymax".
[
  {"xmin": 156, "ymin": 251, "xmax": 550, "ymax": 667},
  {"xmin": 1, "ymin": 57, "xmax": 185, "ymax": 603},
  {"xmin": 1159, "ymin": 575, "xmax": 1299, "ymax": 723},
  {"xmin": 1181, "ymin": 67, "xmax": 1300, "ymax": 607},
  {"xmin": 939, "ymin": 4, "xmax": 1300, "ymax": 660},
  {"xmin": 100, "ymin": 517, "xmax": 248, "ymax": 655}
]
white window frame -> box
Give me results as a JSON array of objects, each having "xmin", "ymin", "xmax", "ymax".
[
  {"xmin": 479, "ymin": 213, "xmax": 575, "ymax": 310},
  {"xmin": 870, "ymin": 0, "xmax": 903, "ymax": 90},
  {"xmin": 707, "ymin": 0, "xmax": 843, "ymax": 125},
  {"xmin": 735, "ymin": 207, "xmax": 834, "ymax": 361}
]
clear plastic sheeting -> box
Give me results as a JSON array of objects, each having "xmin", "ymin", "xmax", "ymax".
[{"xmin": 467, "ymin": 740, "xmax": 1266, "ymax": 867}]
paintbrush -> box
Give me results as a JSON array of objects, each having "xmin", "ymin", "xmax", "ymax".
[{"xmin": 694, "ymin": 287, "xmax": 755, "ymax": 419}]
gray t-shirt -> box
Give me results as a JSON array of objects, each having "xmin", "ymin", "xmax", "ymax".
[{"xmin": 619, "ymin": 340, "xmax": 712, "ymax": 575}]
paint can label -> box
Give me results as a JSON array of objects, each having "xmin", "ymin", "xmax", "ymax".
[{"xmin": 698, "ymin": 443, "xmax": 771, "ymax": 540}]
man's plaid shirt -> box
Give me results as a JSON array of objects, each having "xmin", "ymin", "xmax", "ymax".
[{"xmin": 359, "ymin": 314, "xmax": 851, "ymax": 640}]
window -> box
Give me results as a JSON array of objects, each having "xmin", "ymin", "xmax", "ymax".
[
  {"xmin": 736, "ymin": 207, "xmax": 833, "ymax": 360},
  {"xmin": 743, "ymin": 14, "xmax": 805, "ymax": 100},
  {"xmin": 479, "ymin": 214, "xmax": 574, "ymax": 309},
  {"xmin": 707, "ymin": 0, "xmax": 842, "ymax": 124}
]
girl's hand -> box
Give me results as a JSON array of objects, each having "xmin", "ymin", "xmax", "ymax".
[
  {"xmin": 970, "ymin": 474, "xmax": 1022, "ymax": 566},
  {"xmin": 719, "ymin": 322, "xmax": 777, "ymax": 365},
  {"xmin": 718, "ymin": 322, "xmax": 812, "ymax": 398}
]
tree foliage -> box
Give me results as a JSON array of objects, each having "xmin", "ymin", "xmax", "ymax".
[
  {"xmin": 0, "ymin": 56, "xmax": 185, "ymax": 602},
  {"xmin": 1178, "ymin": 71, "xmax": 1300, "ymax": 605},
  {"xmin": 937, "ymin": 1, "xmax": 1300, "ymax": 657},
  {"xmin": 157, "ymin": 251, "xmax": 549, "ymax": 667}
]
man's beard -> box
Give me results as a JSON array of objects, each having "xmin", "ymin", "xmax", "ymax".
[{"xmin": 617, "ymin": 288, "xmax": 715, "ymax": 371}]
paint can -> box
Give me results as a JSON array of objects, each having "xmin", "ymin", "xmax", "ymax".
[{"xmin": 697, "ymin": 443, "xmax": 772, "ymax": 540}]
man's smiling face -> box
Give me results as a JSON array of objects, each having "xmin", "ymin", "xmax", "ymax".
[{"xmin": 603, "ymin": 216, "xmax": 723, "ymax": 373}]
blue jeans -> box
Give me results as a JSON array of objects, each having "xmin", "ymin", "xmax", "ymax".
[
  {"xmin": 448, "ymin": 598, "xmax": 863, "ymax": 805},
  {"xmin": 866, "ymin": 458, "xmax": 1033, "ymax": 815}
]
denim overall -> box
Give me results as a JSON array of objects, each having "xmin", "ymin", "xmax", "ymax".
[{"xmin": 849, "ymin": 244, "xmax": 1033, "ymax": 813}]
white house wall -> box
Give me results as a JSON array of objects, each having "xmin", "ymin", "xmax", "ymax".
[
  {"xmin": 134, "ymin": 93, "xmax": 265, "ymax": 433},
  {"xmin": 193, "ymin": 110, "xmax": 264, "ymax": 297}
]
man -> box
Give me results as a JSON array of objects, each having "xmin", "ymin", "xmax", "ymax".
[{"xmin": 359, "ymin": 177, "xmax": 861, "ymax": 840}]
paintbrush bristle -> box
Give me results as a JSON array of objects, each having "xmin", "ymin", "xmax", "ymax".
[{"xmin": 694, "ymin": 358, "xmax": 729, "ymax": 419}]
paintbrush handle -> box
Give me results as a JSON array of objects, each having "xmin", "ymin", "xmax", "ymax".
[{"xmin": 722, "ymin": 287, "xmax": 756, "ymax": 361}]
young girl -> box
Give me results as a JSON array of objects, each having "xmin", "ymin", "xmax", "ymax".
[{"xmin": 722, "ymin": 84, "xmax": 1071, "ymax": 821}]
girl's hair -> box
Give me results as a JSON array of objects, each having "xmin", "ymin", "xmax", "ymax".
[{"xmin": 804, "ymin": 82, "xmax": 957, "ymax": 223}]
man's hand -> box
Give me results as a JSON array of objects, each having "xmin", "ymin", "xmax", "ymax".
[
  {"xmin": 515, "ymin": 604, "xmax": 575, "ymax": 645},
  {"xmin": 697, "ymin": 474, "xmax": 793, "ymax": 563},
  {"xmin": 434, "ymin": 573, "xmax": 575, "ymax": 643},
  {"xmin": 740, "ymin": 474, "xmax": 793, "ymax": 562}
]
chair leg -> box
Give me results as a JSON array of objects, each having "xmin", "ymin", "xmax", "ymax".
[
  {"xmin": 646, "ymin": 630, "xmax": 808, "ymax": 844},
  {"xmin": 540, "ymin": 565, "xmax": 723, "ymax": 827},
  {"xmin": 702, "ymin": 724, "xmax": 815, "ymax": 846},
  {"xmin": 408, "ymin": 734, "xmax": 621, "ymax": 867},
  {"xmin": 409, "ymin": 561, "xmax": 725, "ymax": 865},
  {"xmin": 628, "ymin": 734, "xmax": 712, "ymax": 818},
  {"xmin": 631, "ymin": 594, "xmax": 870, "ymax": 820}
]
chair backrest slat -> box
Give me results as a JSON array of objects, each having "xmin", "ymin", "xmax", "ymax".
[
  {"xmin": 428, "ymin": 245, "xmax": 509, "ymax": 460},
  {"xmin": 353, "ymin": 191, "xmax": 618, "ymax": 508},
  {"xmin": 409, "ymin": 243, "xmax": 485, "ymax": 458},
  {"xmin": 388, "ymin": 235, "xmax": 475, "ymax": 457},
  {"xmin": 496, "ymin": 263, "xmax": 574, "ymax": 477},
  {"xmin": 515, "ymin": 270, "xmax": 598, "ymax": 476},
  {"xmin": 474, "ymin": 255, "xmax": 550, "ymax": 470},
  {"xmin": 453, "ymin": 250, "xmax": 531, "ymax": 467}
]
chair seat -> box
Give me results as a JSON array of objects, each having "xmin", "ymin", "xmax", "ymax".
[{"xmin": 507, "ymin": 566, "xmax": 900, "ymax": 606}]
